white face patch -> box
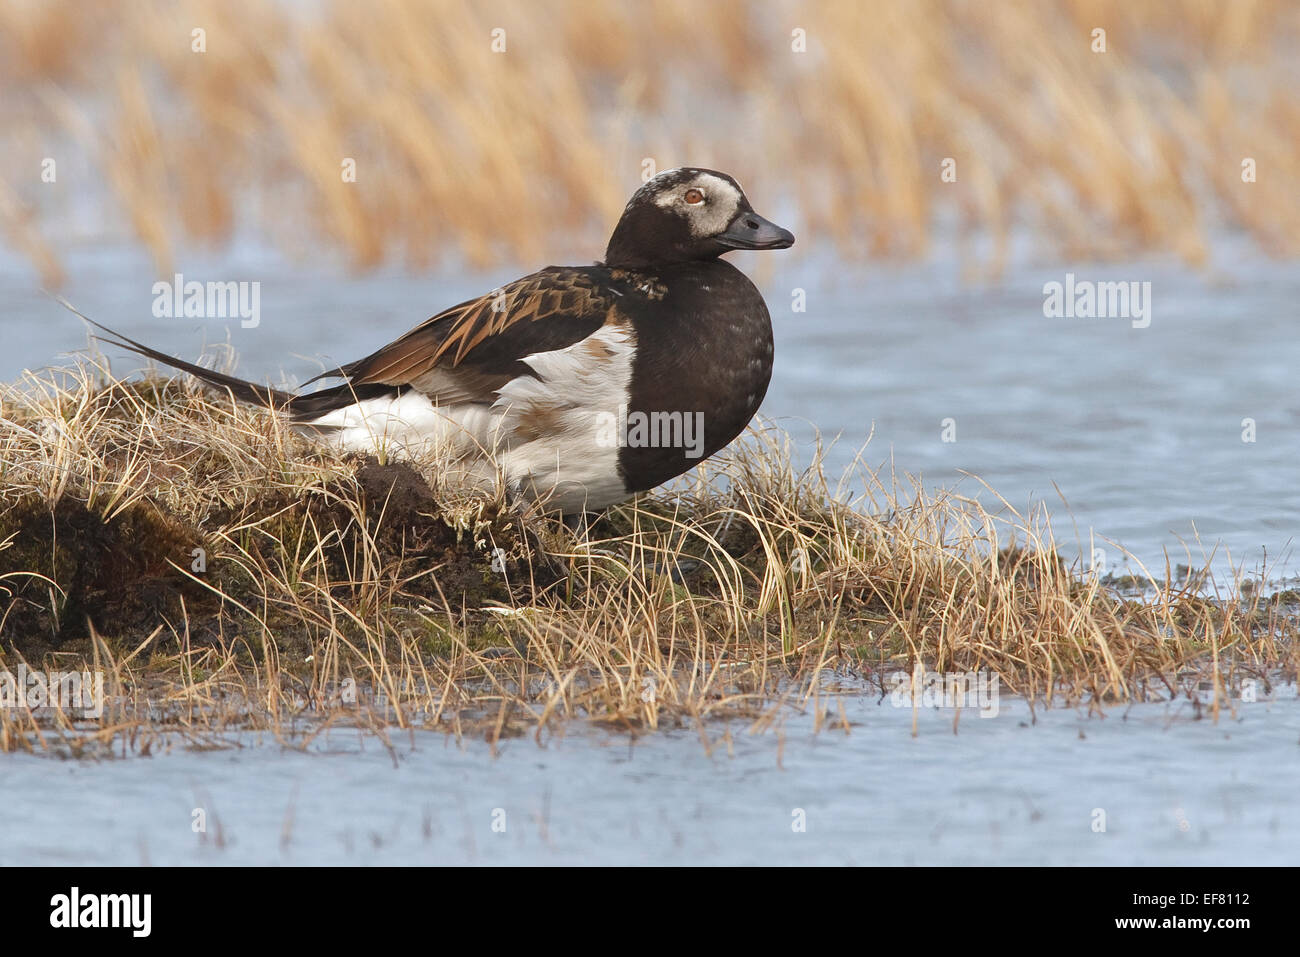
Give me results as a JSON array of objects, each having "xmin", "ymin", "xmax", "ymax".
[{"xmin": 651, "ymin": 171, "xmax": 743, "ymax": 238}]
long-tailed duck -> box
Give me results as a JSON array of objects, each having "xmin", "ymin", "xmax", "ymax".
[{"xmin": 83, "ymin": 168, "xmax": 794, "ymax": 513}]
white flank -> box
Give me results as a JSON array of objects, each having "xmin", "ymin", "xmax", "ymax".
[
  {"xmin": 304, "ymin": 324, "xmax": 636, "ymax": 512},
  {"xmin": 497, "ymin": 324, "xmax": 635, "ymax": 511}
]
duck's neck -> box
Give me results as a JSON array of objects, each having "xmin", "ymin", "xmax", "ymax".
[{"xmin": 604, "ymin": 207, "xmax": 716, "ymax": 269}]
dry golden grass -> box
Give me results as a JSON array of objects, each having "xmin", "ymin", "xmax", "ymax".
[
  {"xmin": 1, "ymin": 354, "xmax": 1294, "ymax": 755},
  {"xmin": 0, "ymin": 0, "xmax": 1297, "ymax": 285}
]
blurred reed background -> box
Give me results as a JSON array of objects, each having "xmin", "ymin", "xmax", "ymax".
[{"xmin": 1, "ymin": 0, "xmax": 1297, "ymax": 287}]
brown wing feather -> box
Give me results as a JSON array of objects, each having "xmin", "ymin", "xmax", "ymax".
[{"xmin": 341, "ymin": 268, "xmax": 614, "ymax": 391}]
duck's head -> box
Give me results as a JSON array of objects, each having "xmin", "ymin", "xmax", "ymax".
[{"xmin": 603, "ymin": 168, "xmax": 795, "ymax": 268}]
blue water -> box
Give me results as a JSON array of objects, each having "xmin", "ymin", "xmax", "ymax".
[{"xmin": 1, "ymin": 689, "xmax": 1295, "ymax": 865}]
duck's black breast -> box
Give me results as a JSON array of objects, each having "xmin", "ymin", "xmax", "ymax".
[{"xmin": 614, "ymin": 259, "xmax": 775, "ymax": 493}]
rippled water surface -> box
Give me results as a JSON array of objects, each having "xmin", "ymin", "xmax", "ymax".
[{"xmin": 2, "ymin": 690, "xmax": 1296, "ymax": 865}]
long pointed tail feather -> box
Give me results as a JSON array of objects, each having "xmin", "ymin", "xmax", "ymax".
[
  {"xmin": 61, "ymin": 299, "xmax": 295, "ymax": 409},
  {"xmin": 58, "ymin": 299, "xmax": 410, "ymax": 425}
]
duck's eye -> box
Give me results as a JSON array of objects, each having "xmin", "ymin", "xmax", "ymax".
[{"xmin": 683, "ymin": 188, "xmax": 705, "ymax": 205}]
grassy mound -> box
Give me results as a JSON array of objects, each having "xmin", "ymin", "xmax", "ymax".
[{"xmin": 1, "ymin": 359, "xmax": 1294, "ymax": 754}]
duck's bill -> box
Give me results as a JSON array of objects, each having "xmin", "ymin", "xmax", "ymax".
[{"xmin": 716, "ymin": 211, "xmax": 795, "ymax": 250}]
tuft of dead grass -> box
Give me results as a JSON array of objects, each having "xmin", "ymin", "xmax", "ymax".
[{"xmin": 0, "ymin": 356, "xmax": 1294, "ymax": 755}]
